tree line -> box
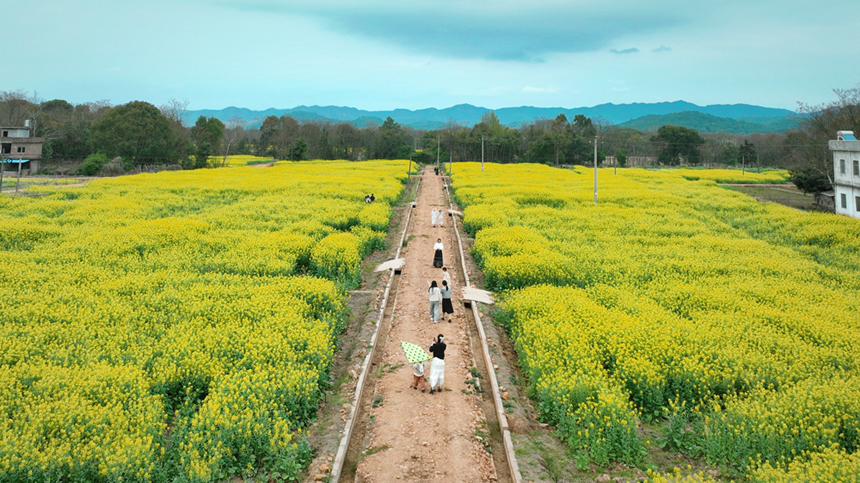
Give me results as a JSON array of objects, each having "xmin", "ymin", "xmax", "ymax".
[{"xmin": 3, "ymin": 84, "xmax": 858, "ymax": 193}]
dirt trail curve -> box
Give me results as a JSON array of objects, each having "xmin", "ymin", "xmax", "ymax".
[{"xmin": 353, "ymin": 170, "xmax": 497, "ymax": 482}]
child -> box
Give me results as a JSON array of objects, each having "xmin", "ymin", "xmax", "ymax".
[{"xmin": 412, "ymin": 360, "xmax": 427, "ymax": 392}]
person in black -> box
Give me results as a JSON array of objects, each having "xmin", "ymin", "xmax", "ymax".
[
  {"xmin": 369, "ymin": 193, "xmax": 375, "ymax": 202},
  {"xmin": 428, "ymin": 334, "xmax": 446, "ymax": 394}
]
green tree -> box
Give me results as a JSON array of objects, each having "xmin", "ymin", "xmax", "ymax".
[
  {"xmin": 90, "ymin": 101, "xmax": 178, "ymax": 164},
  {"xmin": 376, "ymin": 117, "xmax": 409, "ymax": 159},
  {"xmin": 190, "ymin": 116, "xmax": 225, "ymax": 168},
  {"xmin": 292, "ymin": 138, "xmax": 308, "ymax": 160},
  {"xmin": 650, "ymin": 125, "xmax": 705, "ymax": 165}
]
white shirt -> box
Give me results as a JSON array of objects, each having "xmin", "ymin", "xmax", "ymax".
[{"xmin": 433, "ymin": 242, "xmax": 444, "ymax": 251}]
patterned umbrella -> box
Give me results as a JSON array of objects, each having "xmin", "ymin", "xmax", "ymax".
[{"xmin": 400, "ymin": 340, "xmax": 431, "ymax": 363}]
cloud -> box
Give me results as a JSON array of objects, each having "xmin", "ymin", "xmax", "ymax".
[
  {"xmin": 215, "ymin": 1, "xmax": 682, "ymax": 62},
  {"xmin": 610, "ymin": 48, "xmax": 640, "ymax": 54},
  {"xmin": 652, "ymin": 45, "xmax": 672, "ymax": 52}
]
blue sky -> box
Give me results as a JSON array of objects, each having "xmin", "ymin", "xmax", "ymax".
[{"xmin": 5, "ymin": 0, "xmax": 859, "ymax": 112}]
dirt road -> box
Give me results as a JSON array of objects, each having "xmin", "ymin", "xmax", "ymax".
[{"xmin": 354, "ymin": 170, "xmax": 497, "ymax": 482}]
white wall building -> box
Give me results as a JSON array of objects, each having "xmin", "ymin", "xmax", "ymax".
[{"xmin": 829, "ymin": 131, "xmax": 860, "ymax": 219}]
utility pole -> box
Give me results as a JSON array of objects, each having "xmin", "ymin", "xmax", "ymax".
[
  {"xmin": 742, "ymin": 154, "xmax": 745, "ymax": 175},
  {"xmin": 481, "ymin": 135, "xmax": 485, "ymax": 173},
  {"xmin": 593, "ymin": 136, "xmax": 598, "ymax": 204}
]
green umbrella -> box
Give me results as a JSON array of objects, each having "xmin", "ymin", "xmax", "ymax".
[{"xmin": 400, "ymin": 340, "xmax": 431, "ymax": 364}]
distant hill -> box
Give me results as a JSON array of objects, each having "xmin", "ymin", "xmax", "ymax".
[
  {"xmin": 619, "ymin": 111, "xmax": 801, "ymax": 134},
  {"xmin": 186, "ymin": 102, "xmax": 798, "ymax": 133}
]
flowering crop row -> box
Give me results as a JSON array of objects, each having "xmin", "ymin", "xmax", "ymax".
[
  {"xmin": 0, "ymin": 160, "xmax": 408, "ymax": 482},
  {"xmin": 452, "ymin": 163, "xmax": 860, "ymax": 478}
]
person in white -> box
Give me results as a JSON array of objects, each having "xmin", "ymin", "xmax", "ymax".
[
  {"xmin": 431, "ymin": 208, "xmax": 438, "ymax": 227},
  {"xmin": 438, "ymin": 207, "xmax": 445, "ymax": 226},
  {"xmin": 441, "ymin": 267, "xmax": 451, "ymax": 286},
  {"xmin": 428, "ymin": 280, "xmax": 442, "ymax": 323},
  {"xmin": 428, "ymin": 334, "xmax": 446, "ymax": 394},
  {"xmin": 412, "ymin": 361, "xmax": 427, "ymax": 392}
]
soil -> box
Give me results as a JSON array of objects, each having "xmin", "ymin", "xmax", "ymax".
[{"xmin": 349, "ymin": 170, "xmax": 498, "ymax": 482}]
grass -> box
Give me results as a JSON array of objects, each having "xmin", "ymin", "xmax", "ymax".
[
  {"xmin": 724, "ymin": 185, "xmax": 818, "ymax": 211},
  {"xmin": 363, "ymin": 444, "xmax": 390, "ymax": 457}
]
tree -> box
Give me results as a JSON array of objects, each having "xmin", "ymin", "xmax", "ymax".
[
  {"xmin": 189, "ymin": 116, "xmax": 224, "ymax": 168},
  {"xmin": 375, "ymin": 116, "xmax": 409, "ymax": 159},
  {"xmin": 787, "ymin": 82, "xmax": 860, "ymax": 191},
  {"xmin": 739, "ymin": 140, "xmax": 757, "ymax": 167},
  {"xmin": 650, "ymin": 125, "xmax": 705, "ymax": 165},
  {"xmin": 550, "ymin": 114, "xmax": 571, "ymax": 166},
  {"xmin": 292, "ymin": 138, "xmax": 308, "ymax": 160},
  {"xmin": 220, "ymin": 116, "xmax": 247, "ymax": 166},
  {"xmin": 90, "ymin": 101, "xmax": 178, "ymax": 164}
]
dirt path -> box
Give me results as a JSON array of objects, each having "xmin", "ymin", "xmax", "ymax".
[{"xmin": 354, "ymin": 170, "xmax": 496, "ymax": 482}]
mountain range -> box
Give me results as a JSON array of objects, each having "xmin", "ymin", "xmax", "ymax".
[{"xmin": 186, "ymin": 101, "xmax": 801, "ymax": 135}]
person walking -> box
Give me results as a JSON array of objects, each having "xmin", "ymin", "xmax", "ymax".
[
  {"xmin": 411, "ymin": 360, "xmax": 427, "ymax": 392},
  {"xmin": 441, "ymin": 267, "xmax": 450, "ymax": 286},
  {"xmin": 431, "ymin": 208, "xmax": 438, "ymax": 227},
  {"xmin": 432, "ymin": 238, "xmax": 444, "ymax": 268},
  {"xmin": 438, "ymin": 207, "xmax": 445, "ymax": 226},
  {"xmin": 428, "ymin": 334, "xmax": 446, "ymax": 394},
  {"xmin": 428, "ymin": 281, "xmax": 442, "ymax": 323},
  {"xmin": 440, "ymin": 280, "xmax": 454, "ymax": 323}
]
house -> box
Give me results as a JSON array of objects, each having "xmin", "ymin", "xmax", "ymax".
[
  {"xmin": 828, "ymin": 130, "xmax": 860, "ymax": 219},
  {"xmin": 1, "ymin": 121, "xmax": 44, "ymax": 175}
]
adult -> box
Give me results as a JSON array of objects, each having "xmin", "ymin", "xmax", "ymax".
[
  {"xmin": 441, "ymin": 280, "xmax": 454, "ymax": 323},
  {"xmin": 433, "ymin": 238, "xmax": 444, "ymax": 268},
  {"xmin": 431, "ymin": 208, "xmax": 438, "ymax": 227},
  {"xmin": 428, "ymin": 334, "xmax": 446, "ymax": 394},
  {"xmin": 438, "ymin": 207, "xmax": 445, "ymax": 226},
  {"xmin": 370, "ymin": 193, "xmax": 375, "ymax": 202},
  {"xmin": 441, "ymin": 267, "xmax": 450, "ymax": 286},
  {"xmin": 428, "ymin": 280, "xmax": 442, "ymax": 323}
]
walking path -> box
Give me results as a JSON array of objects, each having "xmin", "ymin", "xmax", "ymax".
[{"xmin": 354, "ymin": 170, "xmax": 496, "ymax": 482}]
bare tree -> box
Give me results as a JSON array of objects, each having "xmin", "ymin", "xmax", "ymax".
[
  {"xmin": 221, "ymin": 116, "xmax": 247, "ymax": 166},
  {"xmin": 160, "ymin": 98, "xmax": 190, "ymax": 126}
]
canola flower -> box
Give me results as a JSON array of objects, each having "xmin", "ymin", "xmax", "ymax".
[
  {"xmin": 451, "ymin": 162, "xmax": 860, "ymax": 478},
  {"xmin": 0, "ymin": 160, "xmax": 408, "ymax": 482}
]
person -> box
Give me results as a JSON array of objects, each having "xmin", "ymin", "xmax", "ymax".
[
  {"xmin": 428, "ymin": 335, "xmax": 446, "ymax": 394},
  {"xmin": 441, "ymin": 267, "xmax": 450, "ymax": 286},
  {"xmin": 364, "ymin": 195, "xmax": 371, "ymax": 203},
  {"xmin": 428, "ymin": 280, "xmax": 441, "ymax": 323},
  {"xmin": 433, "ymin": 238, "xmax": 444, "ymax": 268},
  {"xmin": 412, "ymin": 360, "xmax": 427, "ymax": 392},
  {"xmin": 431, "ymin": 208, "xmax": 438, "ymax": 227},
  {"xmin": 441, "ymin": 280, "xmax": 454, "ymax": 322},
  {"xmin": 370, "ymin": 193, "xmax": 375, "ymax": 202},
  {"xmin": 438, "ymin": 207, "xmax": 445, "ymax": 226}
]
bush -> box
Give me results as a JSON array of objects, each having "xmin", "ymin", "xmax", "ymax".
[{"xmin": 76, "ymin": 153, "xmax": 109, "ymax": 176}]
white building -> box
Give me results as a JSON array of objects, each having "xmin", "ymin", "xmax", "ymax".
[{"xmin": 828, "ymin": 131, "xmax": 860, "ymax": 219}]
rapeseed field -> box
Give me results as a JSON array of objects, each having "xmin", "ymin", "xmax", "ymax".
[
  {"xmin": 452, "ymin": 163, "xmax": 860, "ymax": 480},
  {"xmin": 0, "ymin": 160, "xmax": 407, "ymax": 482}
]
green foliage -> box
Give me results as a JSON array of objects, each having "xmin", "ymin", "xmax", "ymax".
[
  {"xmin": 76, "ymin": 153, "xmax": 109, "ymax": 176},
  {"xmin": 651, "ymin": 125, "xmax": 705, "ymax": 165},
  {"xmin": 91, "ymin": 101, "xmax": 178, "ymax": 164},
  {"xmin": 788, "ymin": 168, "xmax": 832, "ymax": 194}
]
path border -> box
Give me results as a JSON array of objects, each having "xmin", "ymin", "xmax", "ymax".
[
  {"xmin": 330, "ymin": 174, "xmax": 420, "ymax": 483},
  {"xmin": 443, "ymin": 179, "xmax": 523, "ymax": 483}
]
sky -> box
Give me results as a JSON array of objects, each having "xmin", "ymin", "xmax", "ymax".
[{"xmin": 4, "ymin": 0, "xmax": 859, "ymax": 112}]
